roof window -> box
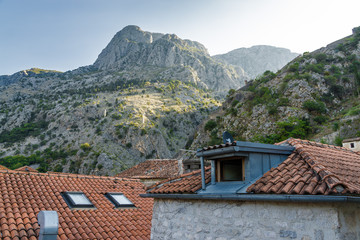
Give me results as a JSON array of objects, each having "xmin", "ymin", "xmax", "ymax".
[
  {"xmin": 105, "ymin": 193, "xmax": 135, "ymax": 208},
  {"xmin": 62, "ymin": 192, "xmax": 95, "ymax": 209},
  {"xmin": 217, "ymin": 158, "xmax": 245, "ymax": 182}
]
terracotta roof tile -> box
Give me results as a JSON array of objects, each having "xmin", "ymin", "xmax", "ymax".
[
  {"xmin": 0, "ymin": 165, "xmax": 9, "ymax": 170},
  {"xmin": 116, "ymin": 159, "xmax": 181, "ymax": 179},
  {"xmin": 247, "ymin": 138, "xmax": 360, "ymax": 195},
  {"xmin": 149, "ymin": 138, "xmax": 360, "ymax": 196},
  {"xmin": 14, "ymin": 166, "xmax": 38, "ymax": 173},
  {"xmin": 0, "ymin": 170, "xmax": 153, "ymax": 239},
  {"xmin": 147, "ymin": 167, "xmax": 211, "ymax": 194}
]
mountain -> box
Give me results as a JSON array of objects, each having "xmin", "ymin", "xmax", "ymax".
[
  {"xmin": 188, "ymin": 27, "xmax": 360, "ymax": 151},
  {"xmin": 0, "ymin": 25, "xmax": 299, "ymax": 175},
  {"xmin": 93, "ymin": 25, "xmax": 246, "ymax": 97},
  {"xmin": 213, "ymin": 45, "xmax": 299, "ymax": 79}
]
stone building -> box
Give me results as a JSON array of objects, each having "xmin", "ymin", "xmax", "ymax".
[
  {"xmin": 342, "ymin": 137, "xmax": 360, "ymax": 151},
  {"xmin": 143, "ymin": 138, "xmax": 360, "ymax": 240}
]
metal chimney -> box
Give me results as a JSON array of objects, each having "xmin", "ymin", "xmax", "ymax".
[{"xmin": 37, "ymin": 211, "xmax": 59, "ymax": 240}]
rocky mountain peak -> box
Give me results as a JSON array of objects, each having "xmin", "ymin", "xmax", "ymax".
[
  {"xmin": 93, "ymin": 26, "xmax": 210, "ymax": 70},
  {"xmin": 92, "ymin": 26, "xmax": 244, "ymax": 96},
  {"xmin": 113, "ymin": 25, "xmax": 153, "ymax": 43}
]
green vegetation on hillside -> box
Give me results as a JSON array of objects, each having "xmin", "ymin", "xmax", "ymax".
[
  {"xmin": 0, "ymin": 120, "xmax": 48, "ymax": 144},
  {"xmin": 204, "ymin": 26, "xmax": 360, "ymax": 146}
]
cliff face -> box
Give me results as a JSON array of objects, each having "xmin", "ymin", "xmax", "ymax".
[
  {"xmin": 188, "ymin": 27, "xmax": 360, "ymax": 151},
  {"xmin": 94, "ymin": 25, "xmax": 245, "ymax": 97},
  {"xmin": 214, "ymin": 45, "xmax": 299, "ymax": 79}
]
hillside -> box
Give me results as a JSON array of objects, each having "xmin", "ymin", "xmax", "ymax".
[
  {"xmin": 0, "ymin": 25, "xmax": 298, "ymax": 175},
  {"xmin": 190, "ymin": 27, "xmax": 360, "ymax": 150}
]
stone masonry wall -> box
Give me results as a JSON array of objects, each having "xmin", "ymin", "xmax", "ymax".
[{"xmin": 151, "ymin": 199, "xmax": 360, "ymax": 240}]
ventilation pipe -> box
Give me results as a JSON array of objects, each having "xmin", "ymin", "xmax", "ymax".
[
  {"xmin": 37, "ymin": 211, "xmax": 59, "ymax": 240},
  {"xmin": 200, "ymin": 156, "xmax": 205, "ymax": 190}
]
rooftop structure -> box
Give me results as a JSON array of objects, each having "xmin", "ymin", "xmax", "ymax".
[
  {"xmin": 0, "ymin": 170, "xmax": 153, "ymax": 239},
  {"xmin": 147, "ymin": 138, "xmax": 360, "ymax": 197},
  {"xmin": 144, "ymin": 138, "xmax": 360, "ymax": 239},
  {"xmin": 342, "ymin": 137, "xmax": 360, "ymax": 151}
]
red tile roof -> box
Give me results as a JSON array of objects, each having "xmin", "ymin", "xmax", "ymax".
[
  {"xmin": 147, "ymin": 138, "xmax": 360, "ymax": 196},
  {"xmin": 147, "ymin": 167, "xmax": 211, "ymax": 194},
  {"xmin": 0, "ymin": 170, "xmax": 153, "ymax": 239},
  {"xmin": 0, "ymin": 165, "xmax": 9, "ymax": 170},
  {"xmin": 248, "ymin": 138, "xmax": 360, "ymax": 195},
  {"xmin": 14, "ymin": 166, "xmax": 38, "ymax": 173},
  {"xmin": 116, "ymin": 159, "xmax": 181, "ymax": 179}
]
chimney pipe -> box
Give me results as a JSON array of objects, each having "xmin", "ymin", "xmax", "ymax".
[{"xmin": 37, "ymin": 211, "xmax": 59, "ymax": 240}]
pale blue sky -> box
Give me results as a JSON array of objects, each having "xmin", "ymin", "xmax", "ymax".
[{"xmin": 0, "ymin": 0, "xmax": 359, "ymax": 75}]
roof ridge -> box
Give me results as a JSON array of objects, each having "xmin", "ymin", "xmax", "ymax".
[
  {"xmin": 146, "ymin": 167, "xmax": 211, "ymax": 192},
  {"xmin": 293, "ymin": 143, "xmax": 349, "ymax": 192},
  {"xmin": 0, "ymin": 169, "xmax": 140, "ymax": 182},
  {"xmin": 288, "ymin": 138, "xmax": 356, "ymax": 154}
]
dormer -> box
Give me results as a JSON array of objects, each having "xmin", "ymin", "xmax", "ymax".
[{"xmin": 196, "ymin": 141, "xmax": 294, "ymax": 194}]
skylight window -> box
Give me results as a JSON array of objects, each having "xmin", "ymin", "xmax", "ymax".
[
  {"xmin": 62, "ymin": 192, "xmax": 95, "ymax": 209},
  {"xmin": 105, "ymin": 193, "xmax": 135, "ymax": 208}
]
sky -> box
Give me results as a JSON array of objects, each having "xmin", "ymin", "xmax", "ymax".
[{"xmin": 0, "ymin": 0, "xmax": 359, "ymax": 75}]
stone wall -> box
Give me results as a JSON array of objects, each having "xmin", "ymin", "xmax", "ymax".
[{"xmin": 151, "ymin": 199, "xmax": 360, "ymax": 240}]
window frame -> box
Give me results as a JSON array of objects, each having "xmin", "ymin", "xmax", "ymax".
[
  {"xmin": 61, "ymin": 191, "xmax": 95, "ymax": 209},
  {"xmin": 105, "ymin": 192, "xmax": 135, "ymax": 208},
  {"xmin": 216, "ymin": 158, "xmax": 245, "ymax": 182}
]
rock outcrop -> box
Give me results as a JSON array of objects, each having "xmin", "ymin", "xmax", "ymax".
[{"xmin": 94, "ymin": 26, "xmax": 245, "ymax": 96}]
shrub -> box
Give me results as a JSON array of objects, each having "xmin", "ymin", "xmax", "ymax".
[
  {"xmin": 302, "ymin": 100, "xmax": 326, "ymax": 114},
  {"xmin": 231, "ymin": 100, "xmax": 239, "ymax": 107},
  {"xmin": 313, "ymin": 115, "xmax": 328, "ymax": 124},
  {"xmin": 288, "ymin": 62, "xmax": 299, "ymax": 72},
  {"xmin": 140, "ymin": 128, "xmax": 147, "ymax": 136},
  {"xmin": 314, "ymin": 53, "xmax": 327, "ymax": 63},
  {"xmin": 324, "ymin": 75, "xmax": 337, "ymax": 85},
  {"xmin": 80, "ymin": 143, "xmax": 91, "ymax": 150},
  {"xmin": 346, "ymin": 106, "xmax": 360, "ymax": 116},
  {"xmin": 53, "ymin": 164, "xmax": 63, "ymax": 172},
  {"xmin": 227, "ymin": 89, "xmax": 236, "ymax": 96},
  {"xmin": 305, "ymin": 63, "xmax": 324, "ymax": 74},
  {"xmin": 278, "ymin": 97, "xmax": 289, "ymax": 106},
  {"xmin": 111, "ymin": 114, "xmax": 121, "ymax": 120},
  {"xmin": 267, "ymin": 102, "xmax": 278, "ymax": 115},
  {"xmin": 204, "ymin": 120, "xmax": 217, "ymax": 132},
  {"xmin": 208, "ymin": 130, "xmax": 222, "ymax": 146},
  {"xmin": 334, "ymin": 136, "xmax": 343, "ymax": 146},
  {"xmin": 332, "ymin": 122, "xmax": 340, "ymax": 131},
  {"xmin": 252, "ymin": 117, "xmax": 311, "ymax": 144}
]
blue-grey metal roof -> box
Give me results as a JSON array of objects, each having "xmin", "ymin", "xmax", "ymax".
[{"xmin": 197, "ymin": 141, "xmax": 294, "ymax": 158}]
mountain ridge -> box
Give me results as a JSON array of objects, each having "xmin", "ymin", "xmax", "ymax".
[{"xmin": 0, "ymin": 25, "xmax": 300, "ymax": 175}]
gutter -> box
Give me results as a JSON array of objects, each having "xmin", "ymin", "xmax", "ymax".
[
  {"xmin": 140, "ymin": 193, "xmax": 360, "ymax": 203},
  {"xmin": 196, "ymin": 146, "xmax": 239, "ymax": 158}
]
